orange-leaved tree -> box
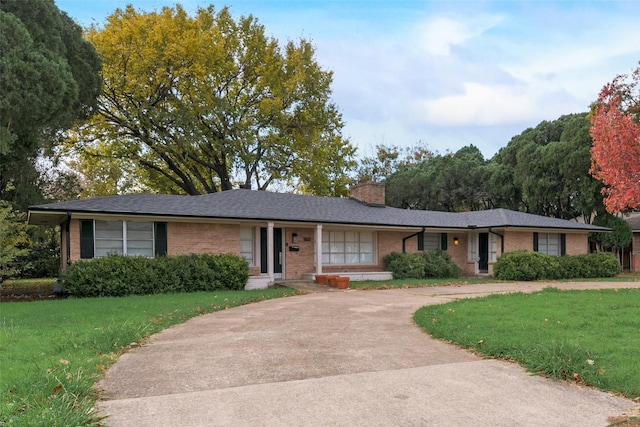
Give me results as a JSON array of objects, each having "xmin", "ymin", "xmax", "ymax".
[{"xmin": 589, "ymin": 63, "xmax": 640, "ymax": 213}]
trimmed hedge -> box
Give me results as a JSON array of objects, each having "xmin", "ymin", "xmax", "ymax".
[
  {"xmin": 383, "ymin": 250, "xmax": 461, "ymax": 280},
  {"xmin": 493, "ymin": 251, "xmax": 620, "ymax": 281},
  {"xmin": 62, "ymin": 253, "xmax": 249, "ymax": 297}
]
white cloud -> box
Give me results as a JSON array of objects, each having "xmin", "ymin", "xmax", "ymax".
[
  {"xmin": 416, "ymin": 83, "xmax": 533, "ymax": 126},
  {"xmin": 56, "ymin": 0, "xmax": 640, "ymax": 160},
  {"xmin": 417, "ymin": 14, "xmax": 503, "ymax": 56}
]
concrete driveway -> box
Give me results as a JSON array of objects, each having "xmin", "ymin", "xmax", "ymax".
[{"xmin": 97, "ymin": 282, "xmax": 640, "ymax": 426}]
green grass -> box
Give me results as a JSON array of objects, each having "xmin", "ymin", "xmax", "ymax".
[
  {"xmin": 0, "ymin": 288, "xmax": 299, "ymax": 426},
  {"xmin": 2, "ymin": 278, "xmax": 57, "ymax": 287},
  {"xmin": 350, "ymin": 274, "xmax": 640, "ymax": 290},
  {"xmin": 414, "ymin": 287, "xmax": 640, "ymax": 398},
  {"xmin": 350, "ymin": 277, "xmax": 501, "ymax": 289}
]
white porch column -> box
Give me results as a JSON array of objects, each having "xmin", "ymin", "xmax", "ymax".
[
  {"xmin": 316, "ymin": 224, "xmax": 323, "ymax": 275},
  {"xmin": 267, "ymin": 222, "xmax": 275, "ymax": 282}
]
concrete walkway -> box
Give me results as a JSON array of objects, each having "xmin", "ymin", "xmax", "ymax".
[{"xmin": 97, "ymin": 281, "xmax": 640, "ymax": 426}]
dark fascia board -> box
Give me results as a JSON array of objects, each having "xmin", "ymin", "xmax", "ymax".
[
  {"xmin": 481, "ymin": 224, "xmax": 612, "ymax": 233},
  {"xmin": 27, "ymin": 208, "xmax": 612, "ymax": 233},
  {"xmin": 28, "ymin": 208, "xmax": 467, "ymax": 229}
]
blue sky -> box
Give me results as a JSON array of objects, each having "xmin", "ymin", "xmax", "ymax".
[{"xmin": 55, "ymin": 0, "xmax": 640, "ymax": 158}]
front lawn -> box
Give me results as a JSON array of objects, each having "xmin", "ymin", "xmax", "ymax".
[
  {"xmin": 349, "ymin": 277, "xmax": 501, "ymax": 289},
  {"xmin": 414, "ymin": 287, "xmax": 640, "ymax": 399},
  {"xmin": 350, "ymin": 274, "xmax": 639, "ymax": 290},
  {"xmin": 0, "ymin": 288, "xmax": 299, "ymax": 426}
]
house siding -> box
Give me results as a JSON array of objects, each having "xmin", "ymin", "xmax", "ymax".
[
  {"xmin": 69, "ymin": 219, "xmax": 81, "ymax": 262},
  {"xmin": 312, "ymin": 230, "xmax": 405, "ymax": 276},
  {"xmin": 283, "ymin": 227, "xmax": 316, "ymax": 279},
  {"xmin": 69, "ymin": 219, "xmax": 243, "ymax": 262},
  {"xmin": 503, "ymin": 230, "xmax": 533, "ymax": 253},
  {"xmin": 67, "ymin": 217, "xmax": 597, "ymax": 282},
  {"xmin": 168, "ymin": 222, "xmax": 240, "ymax": 256},
  {"xmin": 448, "ymin": 234, "xmax": 474, "ymax": 276},
  {"xmin": 633, "ymin": 233, "xmax": 640, "ymax": 273},
  {"xmin": 564, "ymin": 233, "xmax": 589, "ymax": 256},
  {"xmin": 503, "ymin": 230, "xmax": 588, "ymax": 256}
]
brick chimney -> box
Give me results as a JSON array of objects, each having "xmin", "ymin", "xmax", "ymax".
[{"xmin": 350, "ymin": 181, "xmax": 386, "ymax": 207}]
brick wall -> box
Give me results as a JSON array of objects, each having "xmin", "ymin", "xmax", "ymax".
[
  {"xmin": 447, "ymin": 233, "xmax": 474, "ymax": 275},
  {"xmin": 350, "ymin": 182, "xmax": 385, "ymax": 205},
  {"xmin": 168, "ymin": 222, "xmax": 239, "ymax": 256},
  {"xmin": 69, "ymin": 219, "xmax": 80, "ymax": 262},
  {"xmin": 565, "ymin": 233, "xmax": 589, "ymax": 255},
  {"xmin": 283, "ymin": 227, "xmax": 316, "ymax": 279},
  {"xmin": 67, "ymin": 217, "xmax": 597, "ymax": 278},
  {"xmin": 503, "ymin": 230, "xmax": 589, "ymax": 255},
  {"xmin": 377, "ymin": 231, "xmax": 478, "ymax": 276},
  {"xmin": 68, "ymin": 219, "xmax": 242, "ymax": 262},
  {"xmin": 503, "ymin": 230, "xmax": 533, "ymax": 252}
]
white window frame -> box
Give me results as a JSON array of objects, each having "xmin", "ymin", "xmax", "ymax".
[
  {"xmin": 239, "ymin": 226, "xmax": 256, "ymax": 266},
  {"xmin": 321, "ymin": 230, "xmax": 376, "ymax": 265},
  {"xmin": 468, "ymin": 232, "xmax": 478, "ymax": 262},
  {"xmin": 537, "ymin": 233, "xmax": 561, "ymax": 256},
  {"xmin": 94, "ymin": 220, "xmax": 154, "ymax": 257},
  {"xmin": 489, "ymin": 233, "xmax": 498, "ymax": 262}
]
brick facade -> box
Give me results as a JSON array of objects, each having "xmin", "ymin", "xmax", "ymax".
[
  {"xmin": 167, "ymin": 222, "xmax": 239, "ymax": 256},
  {"xmin": 503, "ymin": 230, "xmax": 533, "ymax": 253},
  {"xmin": 69, "ymin": 219, "xmax": 80, "ymax": 262},
  {"xmin": 502, "ymin": 230, "xmax": 588, "ymax": 256},
  {"xmin": 633, "ymin": 233, "xmax": 640, "ymax": 273},
  {"xmin": 67, "ymin": 217, "xmax": 596, "ymax": 279},
  {"xmin": 564, "ymin": 233, "xmax": 589, "ymax": 256},
  {"xmin": 283, "ymin": 227, "xmax": 316, "ymax": 279},
  {"xmin": 350, "ymin": 182, "xmax": 386, "ymax": 205}
]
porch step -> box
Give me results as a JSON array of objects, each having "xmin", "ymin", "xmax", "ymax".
[{"xmin": 272, "ymin": 279, "xmax": 341, "ymax": 293}]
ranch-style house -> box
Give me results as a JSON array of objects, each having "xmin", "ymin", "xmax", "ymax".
[{"xmin": 27, "ymin": 182, "xmax": 611, "ymax": 289}]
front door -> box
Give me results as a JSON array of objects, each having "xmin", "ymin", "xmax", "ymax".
[
  {"xmin": 260, "ymin": 227, "xmax": 283, "ymax": 278},
  {"xmin": 478, "ymin": 232, "xmax": 489, "ymax": 273}
]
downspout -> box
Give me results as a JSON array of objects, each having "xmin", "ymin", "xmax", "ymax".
[{"xmin": 402, "ymin": 227, "xmax": 425, "ymax": 253}]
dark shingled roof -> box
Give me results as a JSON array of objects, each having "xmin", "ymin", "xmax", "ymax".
[
  {"xmin": 625, "ymin": 214, "xmax": 640, "ymax": 231},
  {"xmin": 28, "ymin": 190, "xmax": 608, "ymax": 231}
]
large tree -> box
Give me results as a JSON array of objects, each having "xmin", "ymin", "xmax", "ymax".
[
  {"xmin": 488, "ymin": 113, "xmax": 604, "ymax": 222},
  {"xmin": 589, "ymin": 63, "xmax": 640, "ymax": 213},
  {"xmin": 71, "ymin": 5, "xmax": 355, "ymax": 196},
  {"xmin": 356, "ymin": 143, "xmax": 434, "ymax": 182},
  {"xmin": 0, "ymin": 0, "xmax": 101, "ymax": 209},
  {"xmin": 385, "ymin": 145, "xmax": 490, "ymax": 212}
]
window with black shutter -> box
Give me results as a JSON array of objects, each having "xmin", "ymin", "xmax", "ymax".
[{"xmin": 79, "ymin": 220, "xmax": 94, "ymax": 259}]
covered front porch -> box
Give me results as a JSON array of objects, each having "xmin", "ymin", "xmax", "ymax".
[{"xmin": 244, "ymin": 222, "xmax": 488, "ymax": 290}]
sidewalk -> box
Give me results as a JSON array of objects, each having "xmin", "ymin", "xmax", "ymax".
[{"xmin": 97, "ymin": 281, "xmax": 640, "ymax": 426}]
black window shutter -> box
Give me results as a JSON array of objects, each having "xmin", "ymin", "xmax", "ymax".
[
  {"xmin": 260, "ymin": 228, "xmax": 268, "ymax": 274},
  {"xmin": 440, "ymin": 233, "xmax": 448, "ymax": 251},
  {"xmin": 417, "ymin": 232, "xmax": 424, "ymax": 251},
  {"xmin": 533, "ymin": 232, "xmax": 539, "ymax": 252},
  {"xmin": 560, "ymin": 234, "xmax": 566, "ymax": 256},
  {"xmin": 80, "ymin": 220, "xmax": 94, "ymax": 259},
  {"xmin": 154, "ymin": 222, "xmax": 167, "ymax": 257}
]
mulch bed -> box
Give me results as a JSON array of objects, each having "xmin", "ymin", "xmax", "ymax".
[{"xmin": 0, "ymin": 283, "xmax": 64, "ymax": 302}]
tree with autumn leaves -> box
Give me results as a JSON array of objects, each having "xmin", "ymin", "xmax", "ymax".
[
  {"xmin": 589, "ymin": 63, "xmax": 640, "ymax": 213},
  {"xmin": 66, "ymin": 5, "xmax": 355, "ymax": 196}
]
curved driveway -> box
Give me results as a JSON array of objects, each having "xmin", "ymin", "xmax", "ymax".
[{"xmin": 98, "ymin": 282, "xmax": 640, "ymax": 426}]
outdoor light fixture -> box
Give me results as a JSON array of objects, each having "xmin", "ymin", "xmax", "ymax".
[
  {"xmin": 453, "ymin": 237, "xmax": 459, "ymax": 246},
  {"xmin": 292, "ymin": 233, "xmax": 298, "ymax": 243}
]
